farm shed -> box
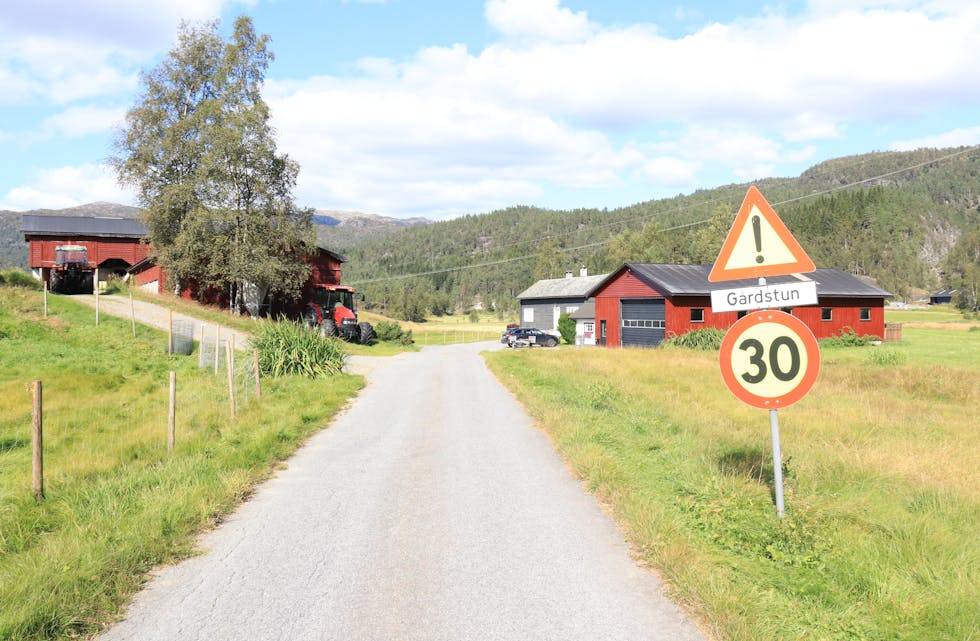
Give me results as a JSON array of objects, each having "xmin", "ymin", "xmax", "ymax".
[
  {"xmin": 569, "ymin": 301, "xmax": 597, "ymax": 346},
  {"xmin": 929, "ymin": 289, "xmax": 955, "ymax": 305},
  {"xmin": 589, "ymin": 263, "xmax": 891, "ymax": 348},
  {"xmin": 516, "ymin": 268, "xmax": 607, "ymax": 332},
  {"xmin": 21, "ymin": 214, "xmax": 149, "ymax": 288}
]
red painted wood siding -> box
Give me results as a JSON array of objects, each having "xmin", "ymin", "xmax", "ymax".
[
  {"xmin": 27, "ymin": 237, "xmax": 148, "ymax": 268},
  {"xmin": 790, "ymin": 298, "xmax": 884, "ymax": 339},
  {"xmin": 667, "ymin": 296, "xmax": 740, "ymax": 337},
  {"xmin": 593, "ymin": 271, "xmax": 662, "ymax": 347}
]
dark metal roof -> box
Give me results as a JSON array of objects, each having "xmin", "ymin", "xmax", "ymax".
[
  {"xmin": 590, "ymin": 263, "xmax": 892, "ymax": 299},
  {"xmin": 21, "ymin": 214, "xmax": 147, "ymax": 239},
  {"xmin": 568, "ymin": 300, "xmax": 595, "ymax": 320}
]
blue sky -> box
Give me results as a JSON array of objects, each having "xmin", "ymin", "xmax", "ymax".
[{"xmin": 1, "ymin": 0, "xmax": 978, "ymax": 219}]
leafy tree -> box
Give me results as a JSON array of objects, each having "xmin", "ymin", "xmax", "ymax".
[
  {"xmin": 111, "ymin": 17, "xmax": 313, "ymax": 313},
  {"xmin": 944, "ymin": 228, "xmax": 980, "ymax": 310},
  {"xmin": 557, "ymin": 312, "xmax": 576, "ymax": 344}
]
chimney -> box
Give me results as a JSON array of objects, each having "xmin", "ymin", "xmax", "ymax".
[
  {"xmin": 580, "ymin": 266, "xmax": 588, "ymax": 277},
  {"xmin": 565, "ymin": 271, "xmax": 573, "ymax": 279}
]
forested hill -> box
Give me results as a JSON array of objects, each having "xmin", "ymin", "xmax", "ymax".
[{"xmin": 339, "ymin": 147, "xmax": 980, "ymax": 319}]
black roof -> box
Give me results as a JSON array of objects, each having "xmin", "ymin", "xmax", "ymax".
[
  {"xmin": 21, "ymin": 214, "xmax": 147, "ymax": 239},
  {"xmin": 590, "ymin": 263, "xmax": 892, "ymax": 299}
]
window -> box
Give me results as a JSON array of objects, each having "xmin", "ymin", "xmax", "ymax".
[
  {"xmin": 737, "ymin": 310, "xmax": 748, "ymax": 319},
  {"xmin": 821, "ymin": 307, "xmax": 833, "ymax": 321},
  {"xmin": 584, "ymin": 322, "xmax": 594, "ymax": 332},
  {"xmin": 860, "ymin": 308, "xmax": 871, "ymax": 321},
  {"xmin": 622, "ymin": 319, "xmax": 665, "ymax": 328},
  {"xmin": 523, "ymin": 307, "xmax": 534, "ymax": 323},
  {"xmin": 690, "ymin": 308, "xmax": 705, "ymax": 323}
]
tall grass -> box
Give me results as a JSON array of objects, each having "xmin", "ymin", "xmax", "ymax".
[
  {"xmin": 0, "ymin": 287, "xmax": 363, "ymax": 640},
  {"xmin": 485, "ymin": 330, "xmax": 979, "ymax": 641},
  {"xmin": 251, "ymin": 318, "xmax": 348, "ymax": 378}
]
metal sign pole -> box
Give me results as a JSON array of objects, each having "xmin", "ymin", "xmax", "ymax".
[{"xmin": 770, "ymin": 409, "xmax": 785, "ymax": 518}]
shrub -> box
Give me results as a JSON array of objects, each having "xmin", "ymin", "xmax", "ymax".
[
  {"xmin": 0, "ymin": 269, "xmax": 41, "ymax": 289},
  {"xmin": 662, "ymin": 327, "xmax": 726, "ymax": 350},
  {"xmin": 375, "ymin": 320, "xmax": 414, "ymax": 344},
  {"xmin": 252, "ymin": 318, "xmax": 347, "ymax": 378},
  {"xmin": 866, "ymin": 348, "xmax": 908, "ymax": 367},
  {"xmin": 557, "ymin": 312, "xmax": 576, "ymax": 344},
  {"xmin": 820, "ymin": 327, "xmax": 878, "ymax": 347}
]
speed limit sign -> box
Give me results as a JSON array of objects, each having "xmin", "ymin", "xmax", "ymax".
[{"xmin": 719, "ymin": 310, "xmax": 820, "ymax": 409}]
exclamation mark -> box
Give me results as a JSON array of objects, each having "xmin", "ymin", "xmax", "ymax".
[{"xmin": 752, "ymin": 215, "xmax": 764, "ymax": 264}]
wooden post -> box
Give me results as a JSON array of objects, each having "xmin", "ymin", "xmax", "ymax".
[
  {"xmin": 168, "ymin": 371, "xmax": 176, "ymax": 452},
  {"xmin": 130, "ymin": 292, "xmax": 136, "ymax": 337},
  {"xmin": 31, "ymin": 380, "xmax": 43, "ymax": 501},
  {"xmin": 43, "ymin": 281, "xmax": 48, "ymax": 318},
  {"xmin": 227, "ymin": 334, "xmax": 236, "ymax": 419},
  {"xmin": 253, "ymin": 349, "xmax": 261, "ymax": 399},
  {"xmin": 167, "ymin": 310, "xmax": 173, "ymax": 355},
  {"xmin": 199, "ymin": 324, "xmax": 206, "ymax": 368},
  {"xmin": 94, "ymin": 278, "xmax": 100, "ymax": 326},
  {"xmin": 214, "ymin": 327, "xmax": 220, "ymax": 375}
]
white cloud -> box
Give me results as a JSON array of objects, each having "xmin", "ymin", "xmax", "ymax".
[
  {"xmin": 889, "ymin": 126, "xmax": 980, "ymax": 150},
  {"xmin": 0, "ymin": 164, "xmax": 134, "ymax": 211},
  {"xmin": 41, "ymin": 105, "xmax": 128, "ymax": 138},
  {"xmin": 485, "ymin": 0, "xmax": 594, "ymax": 42}
]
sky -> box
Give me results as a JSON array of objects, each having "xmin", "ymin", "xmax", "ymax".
[{"xmin": 1, "ymin": 0, "xmax": 978, "ymax": 219}]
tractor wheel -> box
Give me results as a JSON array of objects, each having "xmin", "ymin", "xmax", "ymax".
[
  {"xmin": 49, "ymin": 272, "xmax": 62, "ymax": 294},
  {"xmin": 358, "ymin": 322, "xmax": 375, "ymax": 345},
  {"xmin": 321, "ymin": 318, "xmax": 338, "ymax": 337}
]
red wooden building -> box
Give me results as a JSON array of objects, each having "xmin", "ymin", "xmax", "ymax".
[
  {"xmin": 22, "ymin": 213, "xmax": 346, "ymax": 317},
  {"xmin": 588, "ymin": 263, "xmax": 890, "ymax": 347},
  {"xmin": 22, "ymin": 215, "xmax": 150, "ymax": 287}
]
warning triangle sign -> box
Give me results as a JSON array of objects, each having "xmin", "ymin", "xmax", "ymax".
[{"xmin": 708, "ymin": 186, "xmax": 815, "ymax": 282}]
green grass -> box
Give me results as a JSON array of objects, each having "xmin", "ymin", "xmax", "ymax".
[
  {"xmin": 0, "ymin": 286, "xmax": 363, "ymax": 640},
  {"xmin": 485, "ymin": 330, "xmax": 979, "ymax": 641},
  {"xmin": 885, "ymin": 304, "xmax": 979, "ymax": 325}
]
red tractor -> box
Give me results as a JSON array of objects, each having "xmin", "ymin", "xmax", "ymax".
[
  {"xmin": 49, "ymin": 244, "xmax": 95, "ymax": 294},
  {"xmin": 304, "ymin": 284, "xmax": 375, "ymax": 344}
]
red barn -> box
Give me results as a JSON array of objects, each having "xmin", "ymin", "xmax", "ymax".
[
  {"xmin": 21, "ymin": 214, "xmax": 149, "ymax": 288},
  {"xmin": 589, "ymin": 263, "xmax": 891, "ymax": 347}
]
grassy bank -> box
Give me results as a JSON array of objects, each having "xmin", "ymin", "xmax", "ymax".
[
  {"xmin": 0, "ymin": 286, "xmax": 363, "ymax": 640},
  {"xmin": 485, "ymin": 332, "xmax": 979, "ymax": 640}
]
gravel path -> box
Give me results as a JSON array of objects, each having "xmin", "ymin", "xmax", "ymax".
[
  {"xmin": 97, "ymin": 340, "xmax": 706, "ymax": 641},
  {"xmin": 74, "ymin": 293, "xmax": 252, "ymax": 351}
]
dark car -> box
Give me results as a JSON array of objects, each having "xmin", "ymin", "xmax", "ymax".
[
  {"xmin": 506, "ymin": 327, "xmax": 559, "ymax": 348},
  {"xmin": 501, "ymin": 326, "xmax": 521, "ymax": 344}
]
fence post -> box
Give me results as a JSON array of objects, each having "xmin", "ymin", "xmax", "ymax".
[
  {"xmin": 199, "ymin": 324, "xmax": 206, "ymax": 368},
  {"xmin": 227, "ymin": 334, "xmax": 236, "ymax": 419},
  {"xmin": 95, "ymin": 279, "xmax": 100, "ymax": 326},
  {"xmin": 31, "ymin": 380, "xmax": 43, "ymax": 501},
  {"xmin": 167, "ymin": 310, "xmax": 173, "ymax": 355},
  {"xmin": 43, "ymin": 281, "xmax": 48, "ymax": 318},
  {"xmin": 130, "ymin": 292, "xmax": 136, "ymax": 337},
  {"xmin": 168, "ymin": 371, "xmax": 176, "ymax": 452},
  {"xmin": 214, "ymin": 327, "xmax": 220, "ymax": 375},
  {"xmin": 253, "ymin": 349, "xmax": 261, "ymax": 399}
]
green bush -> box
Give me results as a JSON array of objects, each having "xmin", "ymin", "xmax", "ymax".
[
  {"xmin": 820, "ymin": 327, "xmax": 879, "ymax": 347},
  {"xmin": 557, "ymin": 312, "xmax": 576, "ymax": 344},
  {"xmin": 252, "ymin": 318, "xmax": 347, "ymax": 378},
  {"xmin": 662, "ymin": 327, "xmax": 726, "ymax": 350},
  {"xmin": 0, "ymin": 269, "xmax": 41, "ymax": 289},
  {"xmin": 375, "ymin": 320, "xmax": 414, "ymax": 344},
  {"xmin": 866, "ymin": 348, "xmax": 908, "ymax": 366}
]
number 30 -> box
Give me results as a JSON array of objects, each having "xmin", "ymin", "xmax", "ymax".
[{"xmin": 739, "ymin": 336, "xmax": 801, "ymax": 384}]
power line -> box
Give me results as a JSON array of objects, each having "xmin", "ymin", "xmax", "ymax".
[{"xmin": 348, "ymin": 145, "xmax": 979, "ymax": 287}]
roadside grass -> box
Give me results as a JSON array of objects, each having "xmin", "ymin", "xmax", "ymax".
[
  {"xmin": 0, "ymin": 286, "xmax": 363, "ymax": 640},
  {"xmin": 485, "ymin": 330, "xmax": 979, "ymax": 641},
  {"xmin": 357, "ymin": 310, "xmax": 509, "ymax": 348},
  {"xmin": 885, "ymin": 304, "xmax": 980, "ymax": 326}
]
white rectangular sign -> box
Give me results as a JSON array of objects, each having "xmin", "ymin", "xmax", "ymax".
[{"xmin": 711, "ymin": 281, "xmax": 818, "ymax": 313}]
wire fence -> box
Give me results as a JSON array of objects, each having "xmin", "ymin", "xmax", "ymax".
[{"xmin": 0, "ymin": 330, "xmax": 261, "ymax": 503}]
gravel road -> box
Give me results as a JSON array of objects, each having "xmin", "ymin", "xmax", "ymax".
[
  {"xmin": 98, "ymin": 341, "xmax": 706, "ymax": 641},
  {"xmin": 74, "ymin": 293, "xmax": 253, "ymax": 351}
]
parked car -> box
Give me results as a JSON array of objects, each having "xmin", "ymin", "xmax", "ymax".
[{"xmin": 505, "ymin": 327, "xmax": 559, "ymax": 348}]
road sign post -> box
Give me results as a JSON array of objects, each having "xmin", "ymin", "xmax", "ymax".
[{"xmin": 710, "ymin": 187, "xmax": 820, "ymax": 517}]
